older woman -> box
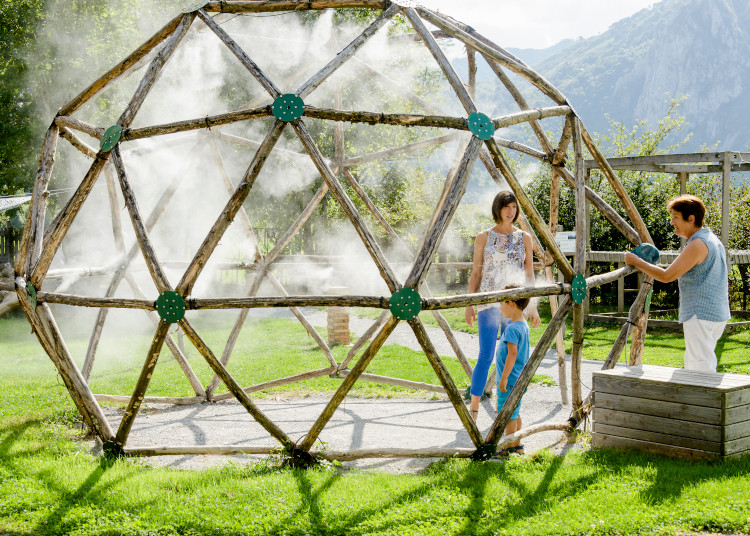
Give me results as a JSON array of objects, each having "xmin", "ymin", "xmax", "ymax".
[
  {"xmin": 625, "ymin": 194, "xmax": 730, "ymax": 372},
  {"xmin": 465, "ymin": 190, "xmax": 540, "ymax": 421}
]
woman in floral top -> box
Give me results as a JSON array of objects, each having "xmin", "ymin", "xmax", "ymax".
[{"xmin": 464, "ymin": 190, "xmax": 540, "ymax": 421}]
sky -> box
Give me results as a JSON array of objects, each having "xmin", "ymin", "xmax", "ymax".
[{"xmin": 418, "ymin": 0, "xmax": 658, "ymax": 49}]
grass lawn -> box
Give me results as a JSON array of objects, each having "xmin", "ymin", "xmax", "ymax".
[{"xmin": 1, "ymin": 308, "xmax": 750, "ymax": 535}]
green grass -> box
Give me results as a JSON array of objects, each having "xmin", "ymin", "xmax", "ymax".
[{"xmin": 2, "ymin": 312, "xmax": 750, "ymax": 535}]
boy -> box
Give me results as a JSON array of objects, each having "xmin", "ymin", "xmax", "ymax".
[{"xmin": 496, "ymin": 282, "xmax": 531, "ymax": 455}]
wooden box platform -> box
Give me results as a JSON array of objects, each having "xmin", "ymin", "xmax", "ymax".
[{"xmin": 592, "ymin": 365, "xmax": 750, "ymax": 459}]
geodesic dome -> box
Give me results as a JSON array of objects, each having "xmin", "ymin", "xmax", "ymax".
[{"xmin": 13, "ymin": 0, "xmax": 654, "ymax": 462}]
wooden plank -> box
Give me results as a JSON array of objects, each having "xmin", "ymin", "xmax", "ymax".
[
  {"xmin": 725, "ymin": 405, "xmax": 750, "ymax": 426},
  {"xmin": 594, "ymin": 365, "xmax": 750, "ymax": 390},
  {"xmin": 724, "ymin": 435, "xmax": 750, "ymax": 456},
  {"xmin": 592, "ymin": 407, "xmax": 721, "ymax": 442},
  {"xmin": 592, "ymin": 433, "xmax": 718, "ymax": 460},
  {"xmin": 594, "ymin": 391, "xmax": 722, "ymax": 423},
  {"xmin": 592, "ymin": 422, "xmax": 721, "ymax": 453},
  {"xmin": 593, "ymin": 375, "xmax": 722, "ymax": 408},
  {"xmin": 724, "ymin": 417, "xmax": 750, "ymax": 441}
]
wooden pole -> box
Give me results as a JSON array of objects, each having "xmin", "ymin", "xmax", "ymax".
[
  {"xmin": 722, "ymin": 152, "xmax": 731, "ymax": 246},
  {"xmin": 299, "ymin": 316, "xmax": 399, "ymax": 451},
  {"xmin": 579, "ymin": 124, "xmax": 653, "ymax": 244},
  {"xmin": 115, "ymin": 321, "xmax": 171, "ymax": 445},
  {"xmin": 628, "ymin": 277, "xmax": 654, "ymax": 366},
  {"xmin": 480, "ymin": 55, "xmax": 554, "ymax": 155},
  {"xmin": 118, "ymin": 13, "xmax": 196, "ymax": 128},
  {"xmin": 341, "ymin": 134, "xmax": 458, "ymax": 169},
  {"xmin": 211, "ymin": 367, "xmax": 337, "ymax": 401},
  {"xmin": 32, "ymin": 154, "xmax": 111, "ymax": 288},
  {"xmin": 423, "ymin": 282, "xmax": 566, "ymax": 310},
  {"xmin": 58, "ymin": 14, "xmax": 184, "ymax": 116},
  {"xmin": 111, "ymin": 147, "xmax": 171, "ymax": 292},
  {"xmin": 205, "ymin": 0, "xmax": 391, "ymax": 12},
  {"xmin": 54, "ymin": 116, "xmax": 104, "ymax": 140},
  {"xmin": 177, "ymin": 121, "xmax": 286, "ymax": 295},
  {"xmin": 336, "ymin": 370, "xmax": 445, "ymax": 394},
  {"xmin": 414, "ymin": 7, "xmax": 567, "ymax": 105},
  {"xmin": 405, "ymin": 137, "xmax": 482, "ymax": 288},
  {"xmin": 570, "ymin": 118, "xmax": 587, "ymax": 415},
  {"xmin": 548, "ymin": 165, "xmax": 568, "ymax": 405},
  {"xmin": 570, "ymin": 282, "xmax": 651, "ymax": 428},
  {"xmin": 402, "ymin": 7, "xmax": 476, "ymax": 113},
  {"xmin": 408, "ymin": 317, "xmax": 483, "ymax": 447},
  {"xmin": 553, "ymin": 164, "xmax": 640, "ymax": 247},
  {"xmin": 27, "ymin": 125, "xmax": 60, "ymax": 275},
  {"xmin": 486, "ymin": 295, "xmax": 573, "ymax": 444},
  {"xmin": 296, "ymin": 4, "xmax": 398, "ymax": 98},
  {"xmin": 291, "ymin": 120, "xmax": 401, "ymax": 292},
  {"xmin": 178, "ymin": 317, "xmax": 293, "ymax": 447},
  {"xmin": 337, "ymin": 311, "xmax": 389, "ymax": 371},
  {"xmin": 123, "ymin": 106, "xmax": 272, "ymax": 141},
  {"xmin": 34, "ymin": 302, "xmax": 116, "ymax": 442},
  {"xmin": 197, "ymin": 9, "xmax": 280, "ymax": 98}
]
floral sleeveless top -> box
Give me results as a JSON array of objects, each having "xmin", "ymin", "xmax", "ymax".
[{"xmin": 477, "ymin": 228, "xmax": 526, "ymax": 311}]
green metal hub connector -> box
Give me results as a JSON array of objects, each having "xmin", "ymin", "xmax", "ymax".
[
  {"xmin": 571, "ymin": 273, "xmax": 587, "ymax": 304},
  {"xmin": 25, "ymin": 282, "xmax": 37, "ymax": 310},
  {"xmin": 272, "ymin": 94, "xmax": 305, "ymax": 121},
  {"xmin": 155, "ymin": 291, "xmax": 186, "ymax": 323},
  {"xmin": 100, "ymin": 125, "xmax": 122, "ymax": 152},
  {"xmin": 389, "ymin": 287, "xmax": 422, "ymax": 320},
  {"xmin": 467, "ymin": 112, "xmax": 495, "ymax": 140}
]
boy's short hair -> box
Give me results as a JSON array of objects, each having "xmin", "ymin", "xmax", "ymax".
[
  {"xmin": 501, "ymin": 282, "xmax": 529, "ymax": 311},
  {"xmin": 667, "ymin": 194, "xmax": 705, "ymax": 227}
]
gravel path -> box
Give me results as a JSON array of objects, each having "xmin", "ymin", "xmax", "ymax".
[{"xmin": 104, "ymin": 311, "xmax": 622, "ymax": 473}]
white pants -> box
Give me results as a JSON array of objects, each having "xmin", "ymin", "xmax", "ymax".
[{"xmin": 683, "ymin": 315, "xmax": 726, "ymax": 373}]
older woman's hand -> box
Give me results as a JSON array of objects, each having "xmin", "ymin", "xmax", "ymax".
[{"xmin": 624, "ymin": 252, "xmax": 640, "ymax": 267}]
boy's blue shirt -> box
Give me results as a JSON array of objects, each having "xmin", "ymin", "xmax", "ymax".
[{"xmin": 496, "ymin": 319, "xmax": 530, "ymax": 386}]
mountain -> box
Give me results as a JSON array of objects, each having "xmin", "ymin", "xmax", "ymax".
[{"xmin": 524, "ymin": 0, "xmax": 750, "ymax": 151}]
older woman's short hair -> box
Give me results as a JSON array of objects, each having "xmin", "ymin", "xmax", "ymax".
[{"xmin": 668, "ymin": 194, "xmax": 706, "ymax": 228}]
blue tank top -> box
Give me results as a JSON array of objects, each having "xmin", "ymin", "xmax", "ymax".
[{"xmin": 678, "ymin": 228, "xmax": 730, "ymax": 323}]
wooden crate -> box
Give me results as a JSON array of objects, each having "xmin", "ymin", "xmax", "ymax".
[{"xmin": 591, "ymin": 364, "xmax": 750, "ymax": 459}]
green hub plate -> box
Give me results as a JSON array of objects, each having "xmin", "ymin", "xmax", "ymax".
[
  {"xmin": 571, "ymin": 273, "xmax": 587, "ymax": 304},
  {"xmin": 272, "ymin": 94, "xmax": 305, "ymax": 122},
  {"xmin": 467, "ymin": 112, "xmax": 495, "ymax": 140},
  {"xmin": 25, "ymin": 282, "xmax": 37, "ymax": 310},
  {"xmin": 645, "ymin": 289, "xmax": 653, "ymax": 314},
  {"xmin": 183, "ymin": 0, "xmax": 208, "ymax": 12},
  {"xmin": 389, "ymin": 287, "xmax": 422, "ymax": 320},
  {"xmin": 155, "ymin": 291, "xmax": 186, "ymax": 323},
  {"xmin": 100, "ymin": 125, "xmax": 122, "ymax": 152}
]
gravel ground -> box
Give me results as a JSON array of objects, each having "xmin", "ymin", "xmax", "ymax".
[{"xmin": 102, "ymin": 311, "xmax": 622, "ymax": 473}]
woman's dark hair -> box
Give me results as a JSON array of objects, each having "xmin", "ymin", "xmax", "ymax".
[
  {"xmin": 491, "ymin": 190, "xmax": 519, "ymax": 223},
  {"xmin": 667, "ymin": 194, "xmax": 705, "ymax": 228}
]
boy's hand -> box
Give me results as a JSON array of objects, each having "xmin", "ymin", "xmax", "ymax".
[
  {"xmin": 465, "ymin": 306, "xmax": 475, "ymax": 327},
  {"xmin": 498, "ymin": 377, "xmax": 508, "ymax": 393}
]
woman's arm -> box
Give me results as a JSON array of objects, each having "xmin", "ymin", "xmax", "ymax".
[
  {"xmin": 625, "ymin": 238, "xmax": 708, "ymax": 283},
  {"xmin": 522, "ymin": 232, "xmax": 541, "ymax": 328},
  {"xmin": 465, "ymin": 232, "xmax": 486, "ymax": 327}
]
